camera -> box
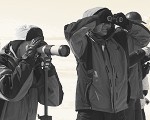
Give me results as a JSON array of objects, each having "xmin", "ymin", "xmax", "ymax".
[{"xmin": 37, "ymin": 45, "xmax": 70, "ymax": 57}]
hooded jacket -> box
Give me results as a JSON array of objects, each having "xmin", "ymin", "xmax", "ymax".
[
  {"xmin": 127, "ymin": 22, "xmax": 150, "ymax": 99},
  {"xmin": 0, "ymin": 25, "xmax": 63, "ymax": 120},
  {"xmin": 64, "ymin": 7, "xmax": 146, "ymax": 113}
]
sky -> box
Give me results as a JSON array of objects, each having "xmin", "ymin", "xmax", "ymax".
[{"xmin": 0, "ymin": 0, "xmax": 150, "ymax": 39}]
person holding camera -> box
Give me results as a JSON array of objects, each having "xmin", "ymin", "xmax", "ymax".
[
  {"xmin": 0, "ymin": 25, "xmax": 63, "ymax": 120},
  {"xmin": 124, "ymin": 11, "xmax": 150, "ymax": 120},
  {"xmin": 64, "ymin": 7, "xmax": 150, "ymax": 120}
]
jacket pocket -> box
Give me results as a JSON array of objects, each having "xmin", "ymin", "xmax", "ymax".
[{"xmin": 76, "ymin": 69, "xmax": 93, "ymax": 108}]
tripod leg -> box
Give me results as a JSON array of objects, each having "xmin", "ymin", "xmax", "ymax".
[{"xmin": 38, "ymin": 57, "xmax": 53, "ymax": 120}]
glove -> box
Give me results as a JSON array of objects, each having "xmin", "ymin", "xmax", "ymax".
[
  {"xmin": 142, "ymin": 46, "xmax": 150, "ymax": 56},
  {"xmin": 143, "ymin": 90, "xmax": 148, "ymax": 96},
  {"xmin": 22, "ymin": 36, "xmax": 47, "ymax": 66},
  {"xmin": 113, "ymin": 12, "xmax": 130, "ymax": 29},
  {"xmin": 94, "ymin": 8, "xmax": 113, "ymax": 25},
  {"xmin": 145, "ymin": 98, "xmax": 150, "ymax": 104},
  {"xmin": 141, "ymin": 56, "xmax": 150, "ymax": 64}
]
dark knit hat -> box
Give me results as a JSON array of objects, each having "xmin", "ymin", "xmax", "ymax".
[{"xmin": 26, "ymin": 27, "xmax": 44, "ymax": 41}]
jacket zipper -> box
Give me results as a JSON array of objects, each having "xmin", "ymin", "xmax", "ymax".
[{"xmin": 105, "ymin": 45, "xmax": 116, "ymax": 112}]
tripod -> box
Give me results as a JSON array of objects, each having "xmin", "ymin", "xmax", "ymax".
[{"xmin": 38, "ymin": 56, "xmax": 52, "ymax": 120}]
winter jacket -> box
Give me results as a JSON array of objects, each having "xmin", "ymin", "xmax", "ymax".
[
  {"xmin": 64, "ymin": 8, "xmax": 146, "ymax": 113},
  {"xmin": 127, "ymin": 23, "xmax": 150, "ymax": 99},
  {"xmin": 0, "ymin": 40, "xmax": 63, "ymax": 120}
]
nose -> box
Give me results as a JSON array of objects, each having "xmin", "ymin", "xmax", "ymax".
[
  {"xmin": 104, "ymin": 23, "xmax": 111, "ymax": 29},
  {"xmin": 107, "ymin": 23, "xmax": 112, "ymax": 27}
]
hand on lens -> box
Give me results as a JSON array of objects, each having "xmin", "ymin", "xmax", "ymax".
[
  {"xmin": 23, "ymin": 37, "xmax": 44, "ymax": 58},
  {"xmin": 22, "ymin": 37, "xmax": 47, "ymax": 66}
]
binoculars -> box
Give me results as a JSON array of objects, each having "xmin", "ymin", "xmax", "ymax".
[{"xmin": 107, "ymin": 16, "xmax": 123, "ymax": 24}]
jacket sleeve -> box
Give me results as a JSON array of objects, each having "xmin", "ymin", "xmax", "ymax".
[
  {"xmin": 128, "ymin": 23, "xmax": 150, "ymax": 50},
  {"xmin": 0, "ymin": 60, "xmax": 33, "ymax": 101},
  {"xmin": 64, "ymin": 16, "xmax": 97, "ymax": 58},
  {"xmin": 129, "ymin": 49, "xmax": 146, "ymax": 67}
]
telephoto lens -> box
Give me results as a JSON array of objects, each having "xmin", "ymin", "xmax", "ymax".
[{"xmin": 37, "ymin": 45, "xmax": 70, "ymax": 57}]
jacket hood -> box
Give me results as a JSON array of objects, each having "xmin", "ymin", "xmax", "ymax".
[
  {"xmin": 15, "ymin": 25, "xmax": 43, "ymax": 41},
  {"xmin": 83, "ymin": 7, "xmax": 106, "ymax": 18},
  {"xmin": 83, "ymin": 7, "xmax": 115, "ymax": 39}
]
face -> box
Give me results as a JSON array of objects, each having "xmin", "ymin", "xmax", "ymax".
[
  {"xmin": 93, "ymin": 23, "xmax": 112, "ymax": 36},
  {"xmin": 25, "ymin": 41, "xmax": 31, "ymax": 51}
]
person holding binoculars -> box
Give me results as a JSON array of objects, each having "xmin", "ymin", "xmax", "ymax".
[
  {"xmin": 0, "ymin": 25, "xmax": 64, "ymax": 120},
  {"xmin": 124, "ymin": 12, "xmax": 150, "ymax": 120},
  {"xmin": 64, "ymin": 7, "xmax": 150, "ymax": 120}
]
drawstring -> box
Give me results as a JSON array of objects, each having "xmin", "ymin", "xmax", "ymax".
[{"xmin": 87, "ymin": 32, "xmax": 107, "ymax": 45}]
